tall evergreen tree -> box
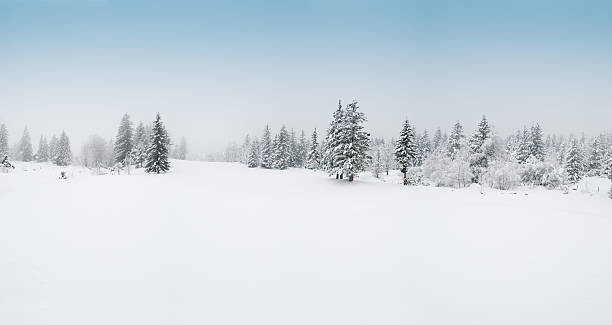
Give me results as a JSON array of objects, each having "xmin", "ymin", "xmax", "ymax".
[
  {"xmin": 516, "ymin": 127, "xmax": 532, "ymax": 164},
  {"xmin": 395, "ymin": 119, "xmax": 417, "ymax": 184},
  {"xmin": 333, "ymin": 100, "xmax": 370, "ymax": 181},
  {"xmin": 48, "ymin": 134, "xmax": 58, "ymax": 162},
  {"xmin": 447, "ymin": 121, "xmax": 464, "ymax": 159},
  {"xmin": 288, "ymin": 129, "xmax": 298, "ymax": 167},
  {"xmin": 588, "ymin": 135, "xmax": 606, "ymax": 176},
  {"xmin": 131, "ymin": 122, "xmax": 148, "ymax": 168},
  {"xmin": 273, "ymin": 126, "xmax": 291, "ymax": 170},
  {"xmin": 0, "ymin": 123, "xmax": 9, "ymax": 158},
  {"xmin": 145, "ymin": 113, "xmax": 170, "ymax": 174},
  {"xmin": 468, "ymin": 116, "xmax": 492, "ymax": 180},
  {"xmin": 530, "ymin": 123, "xmax": 545, "ymax": 161},
  {"xmin": 247, "ymin": 140, "xmax": 260, "ymax": 168},
  {"xmin": 18, "ymin": 127, "xmax": 33, "ymax": 162},
  {"xmin": 113, "ymin": 113, "xmax": 134, "ymax": 164},
  {"xmin": 296, "ymin": 130, "xmax": 308, "ymax": 168},
  {"xmin": 54, "ymin": 131, "xmax": 72, "ymax": 166},
  {"xmin": 305, "ymin": 128, "xmax": 321, "ymax": 170},
  {"xmin": 260, "ymin": 124, "xmax": 274, "ymax": 169},
  {"xmin": 565, "ymin": 139, "xmax": 584, "ymax": 184},
  {"xmin": 36, "ymin": 136, "xmax": 49, "ymax": 162}
]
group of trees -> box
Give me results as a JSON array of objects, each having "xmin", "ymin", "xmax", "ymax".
[
  {"xmin": 108, "ymin": 113, "xmax": 173, "ymax": 173},
  {"xmin": 222, "ymin": 100, "xmax": 612, "ymax": 196},
  {"xmin": 0, "ymin": 122, "xmax": 72, "ymax": 166},
  {"xmin": 1, "ymin": 112, "xmax": 177, "ymax": 174}
]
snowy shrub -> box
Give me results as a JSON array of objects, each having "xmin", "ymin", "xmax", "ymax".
[
  {"xmin": 484, "ymin": 160, "xmax": 521, "ymax": 190},
  {"xmin": 405, "ymin": 167, "xmax": 423, "ymax": 185},
  {"xmin": 422, "ymin": 151, "xmax": 472, "ymax": 188},
  {"xmin": 541, "ymin": 166, "xmax": 568, "ymax": 189}
]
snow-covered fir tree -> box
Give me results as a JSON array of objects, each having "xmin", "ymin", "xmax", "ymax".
[
  {"xmin": 273, "ymin": 126, "xmax": 291, "ymax": 170},
  {"xmin": 296, "ymin": 130, "xmax": 308, "ymax": 168},
  {"xmin": 114, "ymin": 113, "xmax": 134, "ymax": 165},
  {"xmin": 54, "ymin": 131, "xmax": 72, "ymax": 166},
  {"xmin": 332, "ymin": 100, "xmax": 370, "ymax": 181},
  {"xmin": 145, "ymin": 113, "xmax": 170, "ymax": 174},
  {"xmin": 370, "ymin": 139, "xmax": 384, "ymax": 178},
  {"xmin": 415, "ymin": 130, "xmax": 432, "ymax": 166},
  {"xmin": 48, "ymin": 134, "xmax": 58, "ymax": 162},
  {"xmin": 260, "ymin": 125, "xmax": 274, "ymax": 169},
  {"xmin": 247, "ymin": 139, "xmax": 260, "ymax": 168},
  {"xmin": 530, "ymin": 123, "xmax": 545, "ymax": 161},
  {"xmin": 395, "ymin": 119, "xmax": 417, "ymax": 184},
  {"xmin": 588, "ymin": 134, "xmax": 607, "ymax": 176},
  {"xmin": 565, "ymin": 138, "xmax": 584, "ymax": 184},
  {"xmin": 240, "ymin": 134, "xmax": 251, "ymax": 164},
  {"xmin": 516, "ymin": 127, "xmax": 532, "ymax": 164},
  {"xmin": 305, "ymin": 128, "xmax": 321, "ymax": 170},
  {"xmin": 36, "ymin": 136, "xmax": 49, "ymax": 162},
  {"xmin": 468, "ymin": 115, "xmax": 492, "ymax": 180},
  {"xmin": 131, "ymin": 122, "xmax": 149, "ymax": 168},
  {"xmin": 447, "ymin": 121, "xmax": 464, "ymax": 159},
  {"xmin": 0, "ymin": 124, "xmax": 8, "ymax": 158},
  {"xmin": 18, "ymin": 127, "xmax": 33, "ymax": 162}
]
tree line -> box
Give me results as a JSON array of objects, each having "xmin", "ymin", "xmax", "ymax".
[{"xmin": 219, "ymin": 99, "xmax": 612, "ymax": 197}]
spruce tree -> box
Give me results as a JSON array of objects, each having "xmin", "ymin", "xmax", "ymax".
[
  {"xmin": 334, "ymin": 100, "xmax": 370, "ymax": 181},
  {"xmin": 260, "ymin": 124, "xmax": 274, "ymax": 169},
  {"xmin": 19, "ymin": 127, "xmax": 33, "ymax": 162},
  {"xmin": 132, "ymin": 122, "xmax": 148, "ymax": 168},
  {"xmin": 49, "ymin": 134, "xmax": 58, "ymax": 163},
  {"xmin": 565, "ymin": 139, "xmax": 584, "ymax": 184},
  {"xmin": 530, "ymin": 123, "xmax": 545, "ymax": 161},
  {"xmin": 273, "ymin": 126, "xmax": 291, "ymax": 170},
  {"xmin": 145, "ymin": 113, "xmax": 170, "ymax": 174},
  {"xmin": 114, "ymin": 113, "xmax": 134, "ymax": 165},
  {"xmin": 395, "ymin": 119, "xmax": 417, "ymax": 184},
  {"xmin": 305, "ymin": 128, "xmax": 321, "ymax": 170},
  {"xmin": 516, "ymin": 127, "xmax": 532, "ymax": 164},
  {"xmin": 296, "ymin": 130, "xmax": 308, "ymax": 167},
  {"xmin": 468, "ymin": 116, "xmax": 492, "ymax": 180},
  {"xmin": 0, "ymin": 123, "xmax": 8, "ymax": 158},
  {"xmin": 288, "ymin": 129, "xmax": 298, "ymax": 167},
  {"xmin": 36, "ymin": 136, "xmax": 49, "ymax": 162},
  {"xmin": 588, "ymin": 135, "xmax": 606, "ymax": 176},
  {"xmin": 54, "ymin": 131, "xmax": 72, "ymax": 166},
  {"xmin": 247, "ymin": 140, "xmax": 260, "ymax": 168},
  {"xmin": 447, "ymin": 121, "xmax": 464, "ymax": 159}
]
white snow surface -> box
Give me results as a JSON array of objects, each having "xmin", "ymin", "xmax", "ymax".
[{"xmin": 1, "ymin": 160, "xmax": 612, "ymax": 325}]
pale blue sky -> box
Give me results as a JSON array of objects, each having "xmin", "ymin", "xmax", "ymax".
[{"xmin": 1, "ymin": 0, "xmax": 611, "ymax": 152}]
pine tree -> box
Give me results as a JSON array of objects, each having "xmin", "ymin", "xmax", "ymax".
[
  {"xmin": 48, "ymin": 134, "xmax": 59, "ymax": 162},
  {"xmin": 447, "ymin": 121, "xmax": 464, "ymax": 159},
  {"xmin": 131, "ymin": 122, "xmax": 149, "ymax": 168},
  {"xmin": 288, "ymin": 129, "xmax": 298, "ymax": 167},
  {"xmin": 247, "ymin": 140, "xmax": 260, "ymax": 168},
  {"xmin": 54, "ymin": 131, "xmax": 72, "ymax": 166},
  {"xmin": 145, "ymin": 113, "xmax": 170, "ymax": 174},
  {"xmin": 565, "ymin": 139, "xmax": 584, "ymax": 184},
  {"xmin": 530, "ymin": 123, "xmax": 545, "ymax": 161},
  {"xmin": 114, "ymin": 113, "xmax": 134, "ymax": 165},
  {"xmin": 516, "ymin": 127, "xmax": 531, "ymax": 164},
  {"xmin": 260, "ymin": 125, "xmax": 274, "ymax": 169},
  {"xmin": 273, "ymin": 126, "xmax": 291, "ymax": 170},
  {"xmin": 395, "ymin": 119, "xmax": 417, "ymax": 184},
  {"xmin": 36, "ymin": 136, "xmax": 49, "ymax": 162},
  {"xmin": 334, "ymin": 100, "xmax": 370, "ymax": 181},
  {"xmin": 18, "ymin": 127, "xmax": 33, "ymax": 162},
  {"xmin": 305, "ymin": 128, "xmax": 321, "ymax": 170},
  {"xmin": 588, "ymin": 135, "xmax": 606, "ymax": 176},
  {"xmin": 468, "ymin": 116, "xmax": 492, "ymax": 180},
  {"xmin": 0, "ymin": 124, "xmax": 8, "ymax": 158},
  {"xmin": 296, "ymin": 130, "xmax": 308, "ymax": 168}
]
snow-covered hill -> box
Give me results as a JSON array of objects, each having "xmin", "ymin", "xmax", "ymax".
[{"xmin": 1, "ymin": 160, "xmax": 611, "ymax": 325}]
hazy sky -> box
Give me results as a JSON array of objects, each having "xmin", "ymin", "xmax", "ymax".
[{"xmin": 1, "ymin": 0, "xmax": 611, "ymax": 154}]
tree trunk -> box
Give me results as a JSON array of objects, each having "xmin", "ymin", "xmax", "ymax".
[
  {"xmin": 403, "ymin": 172, "xmax": 407, "ymax": 185},
  {"xmin": 336, "ymin": 173, "xmax": 339, "ymax": 179},
  {"xmin": 349, "ymin": 175, "xmax": 354, "ymax": 182},
  {"xmin": 340, "ymin": 174, "xmax": 343, "ymax": 179}
]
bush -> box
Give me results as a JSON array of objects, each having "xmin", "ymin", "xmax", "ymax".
[{"xmin": 484, "ymin": 160, "xmax": 521, "ymax": 190}]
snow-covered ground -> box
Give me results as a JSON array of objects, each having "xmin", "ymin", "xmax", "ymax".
[{"xmin": 1, "ymin": 160, "xmax": 611, "ymax": 325}]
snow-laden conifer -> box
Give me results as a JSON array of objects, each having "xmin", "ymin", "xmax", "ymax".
[
  {"xmin": 447, "ymin": 121, "xmax": 464, "ymax": 159},
  {"xmin": 145, "ymin": 113, "xmax": 170, "ymax": 174},
  {"xmin": 565, "ymin": 139, "xmax": 584, "ymax": 184},
  {"xmin": 260, "ymin": 125, "xmax": 274, "ymax": 169},
  {"xmin": 18, "ymin": 127, "xmax": 33, "ymax": 162},
  {"xmin": 305, "ymin": 128, "xmax": 321, "ymax": 170},
  {"xmin": 36, "ymin": 136, "xmax": 49, "ymax": 162},
  {"xmin": 247, "ymin": 140, "xmax": 260, "ymax": 168},
  {"xmin": 114, "ymin": 113, "xmax": 134, "ymax": 165},
  {"xmin": 273, "ymin": 126, "xmax": 291, "ymax": 170},
  {"xmin": 0, "ymin": 124, "xmax": 8, "ymax": 158},
  {"xmin": 333, "ymin": 100, "xmax": 370, "ymax": 181},
  {"xmin": 530, "ymin": 123, "xmax": 545, "ymax": 161},
  {"xmin": 395, "ymin": 119, "xmax": 417, "ymax": 184},
  {"xmin": 54, "ymin": 131, "xmax": 72, "ymax": 166},
  {"xmin": 323, "ymin": 99, "xmax": 344, "ymax": 176}
]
